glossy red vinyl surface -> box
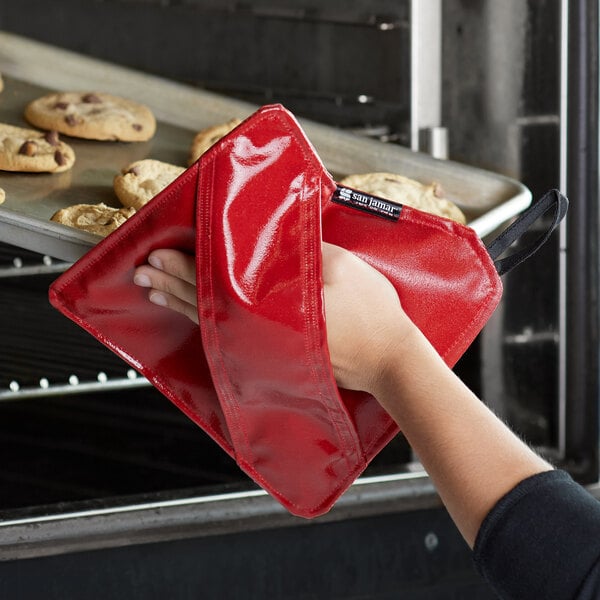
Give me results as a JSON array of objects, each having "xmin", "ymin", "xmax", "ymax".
[
  {"xmin": 49, "ymin": 104, "xmax": 502, "ymax": 517},
  {"xmin": 48, "ymin": 165, "xmax": 236, "ymax": 455}
]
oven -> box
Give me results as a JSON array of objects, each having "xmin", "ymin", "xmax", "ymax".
[{"xmin": 0, "ymin": 1, "xmax": 597, "ymax": 598}]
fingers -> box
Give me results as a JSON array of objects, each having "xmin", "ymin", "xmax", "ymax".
[
  {"xmin": 133, "ymin": 249, "xmax": 199, "ymax": 324},
  {"xmin": 147, "ymin": 249, "xmax": 196, "ymax": 285}
]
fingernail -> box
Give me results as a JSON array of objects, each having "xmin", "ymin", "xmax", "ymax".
[
  {"xmin": 148, "ymin": 255, "xmax": 163, "ymax": 270},
  {"xmin": 133, "ymin": 273, "xmax": 152, "ymax": 287},
  {"xmin": 149, "ymin": 292, "xmax": 167, "ymax": 306}
]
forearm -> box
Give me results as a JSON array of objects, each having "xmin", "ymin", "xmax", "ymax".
[{"xmin": 372, "ymin": 326, "xmax": 553, "ymax": 547}]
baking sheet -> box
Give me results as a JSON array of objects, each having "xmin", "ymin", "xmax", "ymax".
[{"xmin": 0, "ymin": 31, "xmax": 531, "ymax": 262}]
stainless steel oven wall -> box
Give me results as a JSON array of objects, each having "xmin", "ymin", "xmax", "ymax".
[
  {"xmin": 562, "ymin": 0, "xmax": 600, "ymax": 482},
  {"xmin": 441, "ymin": 0, "xmax": 599, "ymax": 482},
  {"xmin": 441, "ymin": 0, "xmax": 561, "ymax": 447},
  {"xmin": 441, "ymin": 1, "xmax": 561, "ymax": 179}
]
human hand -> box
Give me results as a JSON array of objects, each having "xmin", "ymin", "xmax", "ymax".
[
  {"xmin": 319, "ymin": 243, "xmax": 417, "ymax": 393},
  {"xmin": 133, "ymin": 243, "xmax": 418, "ymax": 395}
]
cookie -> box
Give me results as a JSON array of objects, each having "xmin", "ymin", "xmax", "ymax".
[
  {"xmin": 51, "ymin": 203, "xmax": 135, "ymax": 236},
  {"xmin": 188, "ymin": 118, "xmax": 242, "ymax": 165},
  {"xmin": 0, "ymin": 124, "xmax": 75, "ymax": 173},
  {"xmin": 114, "ymin": 159, "xmax": 185, "ymax": 210},
  {"xmin": 24, "ymin": 91, "xmax": 156, "ymax": 142},
  {"xmin": 339, "ymin": 172, "xmax": 467, "ymax": 224},
  {"xmin": 0, "ymin": 187, "xmax": 5, "ymax": 205}
]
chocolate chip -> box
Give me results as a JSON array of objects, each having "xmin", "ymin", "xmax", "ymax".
[
  {"xmin": 44, "ymin": 130, "xmax": 60, "ymax": 146},
  {"xmin": 54, "ymin": 102, "xmax": 69, "ymax": 110},
  {"xmin": 54, "ymin": 150, "xmax": 67, "ymax": 166},
  {"xmin": 82, "ymin": 93, "xmax": 102, "ymax": 104},
  {"xmin": 18, "ymin": 141, "xmax": 37, "ymax": 157},
  {"xmin": 132, "ymin": 123, "xmax": 143, "ymax": 131},
  {"xmin": 64, "ymin": 114, "xmax": 81, "ymax": 127},
  {"xmin": 126, "ymin": 166, "xmax": 141, "ymax": 176}
]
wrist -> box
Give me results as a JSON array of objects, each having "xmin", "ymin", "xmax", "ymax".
[{"xmin": 367, "ymin": 320, "xmax": 428, "ymax": 400}]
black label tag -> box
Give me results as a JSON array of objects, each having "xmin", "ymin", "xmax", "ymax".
[{"xmin": 332, "ymin": 185, "xmax": 402, "ymax": 221}]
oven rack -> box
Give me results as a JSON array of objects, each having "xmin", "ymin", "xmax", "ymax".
[
  {"xmin": 0, "ymin": 370, "xmax": 150, "ymax": 402},
  {"xmin": 200, "ymin": 83, "xmax": 411, "ymax": 145},
  {"xmin": 0, "ymin": 243, "xmax": 71, "ymax": 278},
  {"xmin": 0, "ymin": 265, "xmax": 152, "ymax": 402},
  {"xmin": 104, "ymin": 0, "xmax": 409, "ymax": 30}
]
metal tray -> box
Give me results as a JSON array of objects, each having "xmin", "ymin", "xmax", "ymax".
[{"xmin": 0, "ymin": 31, "xmax": 531, "ymax": 262}]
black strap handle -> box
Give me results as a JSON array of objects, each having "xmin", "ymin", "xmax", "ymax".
[{"xmin": 486, "ymin": 189, "xmax": 568, "ymax": 276}]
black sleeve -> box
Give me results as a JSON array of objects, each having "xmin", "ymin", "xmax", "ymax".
[{"xmin": 473, "ymin": 470, "xmax": 600, "ymax": 599}]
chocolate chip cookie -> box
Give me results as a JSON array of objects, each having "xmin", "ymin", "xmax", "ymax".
[
  {"xmin": 51, "ymin": 203, "xmax": 136, "ymax": 236},
  {"xmin": 24, "ymin": 91, "xmax": 156, "ymax": 142},
  {"xmin": 0, "ymin": 123, "xmax": 75, "ymax": 173},
  {"xmin": 339, "ymin": 172, "xmax": 467, "ymax": 224},
  {"xmin": 0, "ymin": 187, "xmax": 5, "ymax": 205},
  {"xmin": 188, "ymin": 118, "xmax": 242, "ymax": 165},
  {"xmin": 114, "ymin": 158, "xmax": 185, "ymax": 210}
]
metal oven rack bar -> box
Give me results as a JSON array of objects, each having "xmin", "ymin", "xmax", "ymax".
[{"xmin": 0, "ymin": 243, "xmax": 152, "ymax": 401}]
